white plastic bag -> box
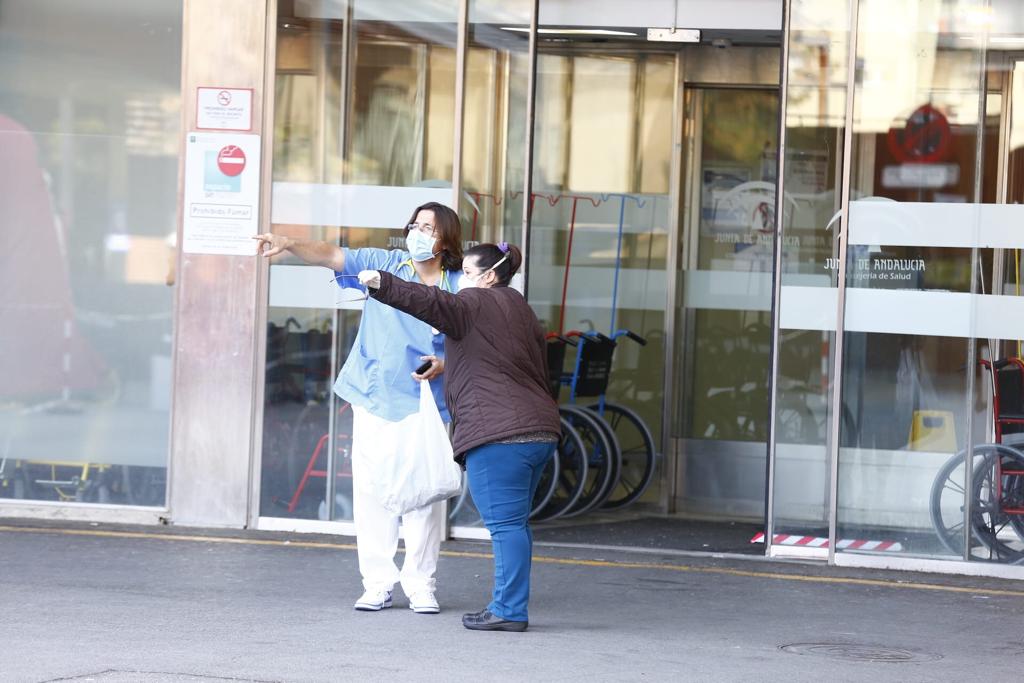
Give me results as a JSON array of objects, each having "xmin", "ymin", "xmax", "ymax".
[{"xmin": 369, "ymin": 380, "xmax": 462, "ymax": 515}]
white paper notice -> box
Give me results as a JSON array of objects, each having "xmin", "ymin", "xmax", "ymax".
[
  {"xmin": 182, "ymin": 132, "xmax": 261, "ymax": 255},
  {"xmin": 196, "ymin": 87, "xmax": 253, "ymax": 131}
]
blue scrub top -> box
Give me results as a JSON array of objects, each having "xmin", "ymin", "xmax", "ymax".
[{"xmin": 332, "ymin": 247, "xmax": 459, "ymax": 423}]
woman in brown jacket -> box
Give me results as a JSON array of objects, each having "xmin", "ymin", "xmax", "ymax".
[{"xmin": 357, "ymin": 242, "xmax": 560, "ymax": 632}]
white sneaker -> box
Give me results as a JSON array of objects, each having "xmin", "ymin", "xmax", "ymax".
[
  {"xmin": 354, "ymin": 589, "xmax": 393, "ymax": 611},
  {"xmin": 408, "ymin": 591, "xmax": 440, "ymax": 614}
]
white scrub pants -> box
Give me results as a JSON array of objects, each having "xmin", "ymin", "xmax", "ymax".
[{"xmin": 350, "ymin": 405, "xmax": 445, "ymax": 596}]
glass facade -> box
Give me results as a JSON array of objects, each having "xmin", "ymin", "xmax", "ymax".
[
  {"xmin": 771, "ymin": 0, "xmax": 1024, "ymax": 569},
  {"xmin": 448, "ymin": 0, "xmax": 534, "ymax": 529},
  {"xmin": 676, "ymin": 86, "xmax": 780, "ymax": 520},
  {"xmin": 261, "ymin": 1, "xmax": 475, "ymax": 523},
  {"xmin": 769, "ymin": 0, "xmax": 852, "ymax": 547},
  {"xmin": 261, "ymin": 1, "xmax": 536, "ymax": 529},
  {"xmin": 836, "ymin": 0, "xmax": 985, "ymax": 560},
  {"xmin": 836, "ymin": 0, "xmax": 1024, "ymax": 565},
  {"xmin": 0, "ymin": 1, "xmax": 181, "ymax": 507},
  {"xmin": 7, "ymin": 0, "xmax": 1024, "ymax": 578},
  {"xmin": 526, "ymin": 46, "xmax": 675, "ymax": 511}
]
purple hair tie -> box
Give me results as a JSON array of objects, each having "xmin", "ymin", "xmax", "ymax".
[{"xmin": 497, "ymin": 241, "xmax": 510, "ymax": 253}]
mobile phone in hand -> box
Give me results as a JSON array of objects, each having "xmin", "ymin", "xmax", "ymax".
[{"xmin": 415, "ymin": 359, "xmax": 433, "ymax": 375}]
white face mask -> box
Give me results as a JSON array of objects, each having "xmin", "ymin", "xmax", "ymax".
[
  {"xmin": 458, "ymin": 254, "xmax": 507, "ymax": 291},
  {"xmin": 406, "ymin": 230, "xmax": 437, "ymax": 262},
  {"xmin": 457, "ymin": 272, "xmax": 484, "ymax": 292}
]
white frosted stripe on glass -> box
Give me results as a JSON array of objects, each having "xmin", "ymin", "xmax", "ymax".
[
  {"xmin": 976, "ymin": 295, "xmax": 1024, "ymax": 339},
  {"xmin": 844, "ymin": 289, "xmax": 972, "ymax": 337},
  {"xmin": 527, "ymin": 266, "xmax": 667, "ymax": 311},
  {"xmin": 682, "ymin": 271, "xmax": 830, "ymax": 312},
  {"xmin": 271, "ymin": 183, "xmax": 451, "ymax": 228},
  {"xmin": 847, "ymin": 290, "xmax": 1024, "ymax": 340},
  {"xmin": 781, "ymin": 285, "xmax": 1024, "ymax": 339},
  {"xmin": 684, "ymin": 270, "xmax": 773, "ymax": 311},
  {"xmin": 268, "ymin": 264, "xmax": 365, "ymax": 311},
  {"xmin": 849, "ymin": 201, "xmax": 1024, "ymax": 249},
  {"xmin": 780, "ymin": 285, "xmax": 838, "ymax": 331}
]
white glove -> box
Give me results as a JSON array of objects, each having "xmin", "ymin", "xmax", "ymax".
[{"xmin": 357, "ymin": 270, "xmax": 381, "ymax": 289}]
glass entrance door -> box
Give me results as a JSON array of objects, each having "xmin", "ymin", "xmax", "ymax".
[
  {"xmin": 672, "ymin": 87, "xmax": 780, "ymax": 544},
  {"xmin": 258, "ymin": 1, "xmax": 535, "ymax": 529},
  {"xmin": 524, "ymin": 42, "xmax": 783, "ymax": 552},
  {"xmin": 767, "ymin": 0, "xmax": 852, "ymax": 559},
  {"xmin": 834, "ymin": 38, "xmax": 1024, "ymax": 567},
  {"xmin": 833, "ymin": 0, "xmax": 989, "ymax": 562},
  {"xmin": 774, "ymin": 0, "xmax": 1024, "ymax": 573}
]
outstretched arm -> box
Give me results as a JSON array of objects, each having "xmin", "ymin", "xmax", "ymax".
[
  {"xmin": 366, "ymin": 271, "xmax": 476, "ymax": 340},
  {"xmin": 253, "ymin": 233, "xmax": 345, "ymax": 271}
]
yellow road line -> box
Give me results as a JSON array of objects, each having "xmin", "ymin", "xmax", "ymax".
[
  {"xmin": 0, "ymin": 525, "xmax": 358, "ymax": 551},
  {"xmin": 3, "ymin": 524, "xmax": 1024, "ymax": 599}
]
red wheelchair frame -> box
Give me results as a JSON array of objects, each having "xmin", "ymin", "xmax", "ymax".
[
  {"xmin": 981, "ymin": 357, "xmax": 1024, "ymax": 516},
  {"xmin": 284, "ymin": 403, "xmax": 353, "ymax": 514}
]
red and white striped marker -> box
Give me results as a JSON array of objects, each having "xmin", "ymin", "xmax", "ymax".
[{"xmin": 750, "ymin": 532, "xmax": 903, "ymax": 552}]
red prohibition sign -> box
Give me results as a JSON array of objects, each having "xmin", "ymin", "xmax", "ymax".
[
  {"xmin": 887, "ymin": 104, "xmax": 951, "ymax": 163},
  {"xmin": 217, "ymin": 145, "xmax": 246, "ymax": 176},
  {"xmin": 217, "ymin": 90, "xmax": 232, "ymax": 106}
]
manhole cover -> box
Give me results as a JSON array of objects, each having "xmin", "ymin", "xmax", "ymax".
[{"xmin": 780, "ymin": 643, "xmax": 942, "ymax": 663}]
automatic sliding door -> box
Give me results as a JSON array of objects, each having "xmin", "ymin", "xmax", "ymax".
[
  {"xmin": 834, "ymin": 0, "xmax": 987, "ymax": 560},
  {"xmin": 260, "ymin": 2, "xmax": 459, "ymax": 524},
  {"xmin": 775, "ymin": 0, "xmax": 1024, "ymax": 572},
  {"xmin": 674, "ymin": 87, "xmax": 779, "ymax": 526},
  {"xmin": 768, "ymin": 0, "xmax": 852, "ymax": 557}
]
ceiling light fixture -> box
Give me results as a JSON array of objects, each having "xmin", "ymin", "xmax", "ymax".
[
  {"xmin": 648, "ymin": 28, "xmax": 701, "ymax": 43},
  {"xmin": 959, "ymin": 35, "xmax": 1024, "ymax": 44},
  {"xmin": 500, "ymin": 27, "xmax": 638, "ymax": 36}
]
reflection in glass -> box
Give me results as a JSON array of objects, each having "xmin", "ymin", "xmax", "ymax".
[
  {"xmin": 834, "ymin": 0, "xmax": 1024, "ymax": 563},
  {"xmin": 770, "ymin": 0, "xmax": 851, "ymax": 542},
  {"xmin": 527, "ymin": 48, "xmax": 674, "ymax": 512},
  {"xmin": 0, "ymin": 2, "xmax": 180, "ymax": 507},
  {"xmin": 262, "ymin": 1, "xmax": 458, "ymax": 521},
  {"xmin": 834, "ymin": 0, "xmax": 980, "ymax": 559},
  {"xmin": 677, "ymin": 88, "xmax": 779, "ymax": 520},
  {"xmin": 458, "ymin": 15, "xmax": 531, "ymax": 248},
  {"xmin": 448, "ymin": 1, "xmax": 533, "ymax": 528}
]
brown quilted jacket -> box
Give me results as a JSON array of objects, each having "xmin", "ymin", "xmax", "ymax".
[{"xmin": 371, "ymin": 271, "xmax": 561, "ymax": 460}]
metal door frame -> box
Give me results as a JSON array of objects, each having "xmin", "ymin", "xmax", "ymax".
[
  {"xmin": 659, "ymin": 48, "xmax": 778, "ymax": 518},
  {"xmin": 833, "ymin": 46, "xmax": 1024, "ymax": 578},
  {"xmin": 769, "ymin": 0, "xmax": 1024, "ymax": 578},
  {"xmin": 252, "ymin": 0, "xmax": 541, "ymax": 539},
  {"xmin": 669, "ymin": 82, "xmax": 781, "ymax": 520},
  {"xmin": 765, "ymin": 0, "xmax": 845, "ymax": 562}
]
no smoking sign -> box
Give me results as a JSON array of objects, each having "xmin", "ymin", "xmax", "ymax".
[
  {"xmin": 217, "ymin": 145, "xmax": 246, "ymax": 176},
  {"xmin": 196, "ymin": 87, "xmax": 253, "ymax": 131},
  {"xmin": 184, "ymin": 132, "xmax": 261, "ymax": 255}
]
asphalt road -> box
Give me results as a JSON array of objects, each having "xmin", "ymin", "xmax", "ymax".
[{"xmin": 2, "ymin": 522, "xmax": 1023, "ymax": 682}]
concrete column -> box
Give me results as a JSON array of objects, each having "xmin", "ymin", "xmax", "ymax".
[{"xmin": 168, "ymin": 0, "xmax": 270, "ymax": 527}]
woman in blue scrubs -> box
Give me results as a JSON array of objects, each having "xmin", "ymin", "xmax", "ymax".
[{"xmin": 254, "ymin": 202, "xmax": 462, "ymax": 615}]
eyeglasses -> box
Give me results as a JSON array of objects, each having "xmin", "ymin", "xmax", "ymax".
[{"xmin": 406, "ymin": 222, "xmax": 437, "ymax": 236}]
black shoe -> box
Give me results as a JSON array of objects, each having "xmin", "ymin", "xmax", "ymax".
[{"xmin": 461, "ymin": 609, "xmax": 528, "ymax": 632}]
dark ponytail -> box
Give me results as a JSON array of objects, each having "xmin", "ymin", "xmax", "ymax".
[{"xmin": 465, "ymin": 242, "xmax": 522, "ymax": 287}]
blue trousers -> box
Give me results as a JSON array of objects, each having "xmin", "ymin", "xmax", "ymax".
[{"xmin": 465, "ymin": 441, "xmax": 554, "ymax": 622}]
